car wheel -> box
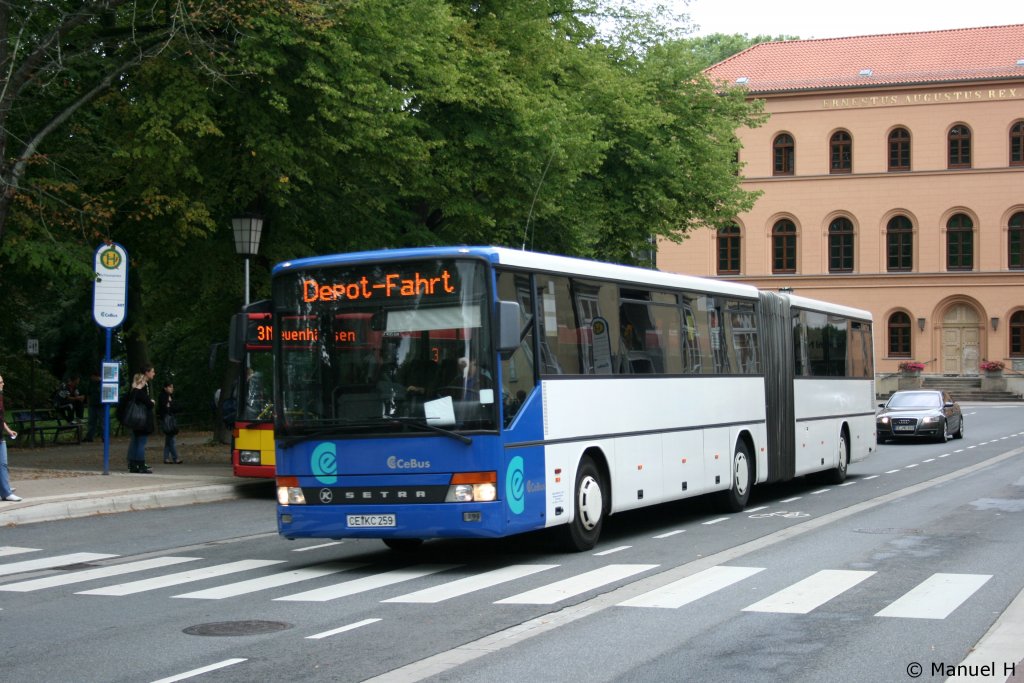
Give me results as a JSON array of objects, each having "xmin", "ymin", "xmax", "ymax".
[
  {"xmin": 936, "ymin": 419, "xmax": 949, "ymax": 443},
  {"xmin": 953, "ymin": 416, "xmax": 964, "ymax": 439}
]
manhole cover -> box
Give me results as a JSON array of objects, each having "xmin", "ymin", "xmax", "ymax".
[{"xmin": 184, "ymin": 620, "xmax": 293, "ymax": 637}]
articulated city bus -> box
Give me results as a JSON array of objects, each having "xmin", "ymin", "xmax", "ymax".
[{"xmin": 272, "ymin": 247, "xmax": 875, "ymax": 551}]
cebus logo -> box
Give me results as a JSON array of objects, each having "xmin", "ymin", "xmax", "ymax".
[{"xmin": 311, "ymin": 443, "xmax": 338, "ymax": 485}]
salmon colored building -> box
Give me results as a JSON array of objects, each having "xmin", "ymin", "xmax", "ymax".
[{"xmin": 658, "ymin": 24, "xmax": 1024, "ymax": 396}]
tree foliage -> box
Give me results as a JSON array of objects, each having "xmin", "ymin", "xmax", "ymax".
[{"xmin": 0, "ymin": 1, "xmax": 765, "ymax": 425}]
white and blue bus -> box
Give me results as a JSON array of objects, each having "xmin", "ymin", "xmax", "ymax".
[{"xmin": 272, "ymin": 247, "xmax": 875, "ymax": 551}]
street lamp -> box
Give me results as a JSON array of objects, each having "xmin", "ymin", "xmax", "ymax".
[{"xmin": 232, "ymin": 213, "xmax": 264, "ymax": 306}]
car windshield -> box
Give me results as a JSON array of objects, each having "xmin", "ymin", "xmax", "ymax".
[{"xmin": 888, "ymin": 392, "xmax": 942, "ymax": 409}]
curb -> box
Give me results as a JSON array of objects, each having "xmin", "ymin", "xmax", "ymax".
[{"xmin": 0, "ymin": 483, "xmax": 262, "ymax": 526}]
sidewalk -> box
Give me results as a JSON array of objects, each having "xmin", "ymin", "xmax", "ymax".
[{"xmin": 1, "ymin": 431, "xmax": 271, "ymax": 526}]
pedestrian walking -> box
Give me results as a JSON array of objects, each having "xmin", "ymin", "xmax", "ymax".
[
  {"xmin": 125, "ymin": 365, "xmax": 156, "ymax": 474},
  {"xmin": 157, "ymin": 381, "xmax": 182, "ymax": 464},
  {"xmin": 0, "ymin": 374, "xmax": 24, "ymax": 501}
]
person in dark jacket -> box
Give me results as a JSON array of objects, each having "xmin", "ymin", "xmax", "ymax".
[
  {"xmin": 125, "ymin": 365, "xmax": 156, "ymax": 473},
  {"xmin": 157, "ymin": 381, "xmax": 182, "ymax": 464},
  {"xmin": 1, "ymin": 374, "xmax": 24, "ymax": 501}
]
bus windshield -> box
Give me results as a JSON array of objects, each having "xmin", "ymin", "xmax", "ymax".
[{"xmin": 272, "ymin": 257, "xmax": 496, "ymax": 436}]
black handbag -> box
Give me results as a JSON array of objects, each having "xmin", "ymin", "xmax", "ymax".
[
  {"xmin": 123, "ymin": 400, "xmax": 148, "ymax": 431},
  {"xmin": 161, "ymin": 412, "xmax": 179, "ymax": 435}
]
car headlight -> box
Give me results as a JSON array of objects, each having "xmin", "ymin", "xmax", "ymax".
[
  {"xmin": 878, "ymin": 416, "xmax": 890, "ymax": 424},
  {"xmin": 921, "ymin": 416, "xmax": 939, "ymax": 423},
  {"xmin": 239, "ymin": 449, "xmax": 261, "ymax": 465}
]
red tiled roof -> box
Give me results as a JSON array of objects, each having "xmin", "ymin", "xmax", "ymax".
[{"xmin": 705, "ymin": 24, "xmax": 1024, "ymax": 93}]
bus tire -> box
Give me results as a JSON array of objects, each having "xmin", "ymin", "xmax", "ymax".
[
  {"xmin": 719, "ymin": 440, "xmax": 752, "ymax": 512},
  {"xmin": 383, "ymin": 538, "xmax": 424, "ymax": 552},
  {"xmin": 560, "ymin": 457, "xmax": 606, "ymax": 552},
  {"xmin": 825, "ymin": 430, "xmax": 849, "ymax": 485}
]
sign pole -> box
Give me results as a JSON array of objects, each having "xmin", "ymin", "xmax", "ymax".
[{"xmin": 93, "ymin": 243, "xmax": 129, "ymax": 475}]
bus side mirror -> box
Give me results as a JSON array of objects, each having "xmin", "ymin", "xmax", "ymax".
[
  {"xmin": 228, "ymin": 313, "xmax": 246, "ymax": 363},
  {"xmin": 497, "ymin": 301, "xmax": 522, "ymax": 358}
]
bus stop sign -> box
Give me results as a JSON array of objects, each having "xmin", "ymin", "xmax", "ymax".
[{"xmin": 93, "ymin": 243, "xmax": 129, "ymax": 328}]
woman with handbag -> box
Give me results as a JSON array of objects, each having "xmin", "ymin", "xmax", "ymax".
[
  {"xmin": 157, "ymin": 381, "xmax": 182, "ymax": 464},
  {"xmin": 124, "ymin": 365, "xmax": 156, "ymax": 473}
]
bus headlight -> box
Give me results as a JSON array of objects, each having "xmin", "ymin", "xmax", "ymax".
[
  {"xmin": 277, "ymin": 477, "xmax": 305, "ymax": 505},
  {"xmin": 239, "ymin": 450, "xmax": 261, "ymax": 465},
  {"xmin": 445, "ymin": 472, "xmax": 498, "ymax": 502}
]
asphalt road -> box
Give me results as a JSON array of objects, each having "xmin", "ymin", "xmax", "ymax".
[{"xmin": 1, "ymin": 403, "xmax": 1022, "ymax": 683}]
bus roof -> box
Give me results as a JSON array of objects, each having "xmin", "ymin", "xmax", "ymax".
[{"xmin": 273, "ymin": 246, "xmax": 870, "ymax": 321}]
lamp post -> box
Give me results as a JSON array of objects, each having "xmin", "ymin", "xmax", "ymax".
[{"xmin": 232, "ymin": 213, "xmax": 264, "ymax": 306}]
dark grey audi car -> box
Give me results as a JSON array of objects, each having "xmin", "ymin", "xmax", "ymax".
[{"xmin": 876, "ymin": 390, "xmax": 963, "ymax": 443}]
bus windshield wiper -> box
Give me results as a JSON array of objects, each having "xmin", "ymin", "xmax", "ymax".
[
  {"xmin": 385, "ymin": 416, "xmax": 473, "ymax": 444},
  {"xmin": 280, "ymin": 418, "xmax": 392, "ymax": 448}
]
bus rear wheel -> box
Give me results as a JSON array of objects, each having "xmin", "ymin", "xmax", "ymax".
[
  {"xmin": 560, "ymin": 457, "xmax": 606, "ymax": 552},
  {"xmin": 824, "ymin": 431, "xmax": 849, "ymax": 485},
  {"xmin": 719, "ymin": 440, "xmax": 752, "ymax": 512}
]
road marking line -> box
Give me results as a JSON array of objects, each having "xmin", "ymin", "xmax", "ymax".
[
  {"xmin": 839, "ymin": 482, "xmax": 856, "ymax": 487},
  {"xmin": 383, "ymin": 565, "xmax": 558, "ymax": 604},
  {"xmin": 174, "ymin": 564, "xmax": 365, "ymax": 600},
  {"xmin": 292, "ymin": 541, "xmax": 344, "ymax": 552},
  {"xmin": 780, "ymin": 497, "xmax": 802, "ymax": 503},
  {"xmin": 653, "ymin": 530, "xmax": 686, "ymax": 539},
  {"xmin": 0, "ymin": 556, "xmax": 199, "ymax": 592},
  {"xmin": 939, "ymin": 454, "xmax": 950, "ymax": 458},
  {"xmin": 885, "ymin": 469, "xmax": 900, "ymax": 474},
  {"xmin": 863, "ymin": 475, "xmax": 879, "ymax": 480},
  {"xmin": 810, "ymin": 488, "xmax": 831, "ymax": 495},
  {"xmin": 0, "ymin": 552, "xmax": 117, "ymax": 577},
  {"xmin": 77, "ymin": 560, "xmax": 283, "ymax": 596},
  {"xmin": 496, "ymin": 564, "xmax": 658, "ymax": 605},
  {"xmin": 150, "ymin": 658, "xmax": 246, "ymax": 683},
  {"xmin": 923, "ymin": 458, "xmax": 935, "ymax": 462},
  {"xmin": 619, "ymin": 565, "xmax": 764, "ymax": 609},
  {"xmin": 702, "ymin": 517, "xmax": 729, "ymax": 525},
  {"xmin": 307, "ymin": 618, "xmax": 382, "ymax": 640},
  {"xmin": 276, "ymin": 565, "xmax": 460, "ymax": 602},
  {"xmin": 0, "ymin": 547, "xmax": 38, "ymax": 558},
  {"xmin": 746, "ymin": 506, "xmax": 769, "ymax": 513},
  {"xmin": 742, "ymin": 569, "xmax": 875, "ymax": 614},
  {"xmin": 594, "ymin": 546, "xmax": 631, "ymax": 556},
  {"xmin": 876, "ymin": 573, "xmax": 992, "ymax": 619},
  {"xmin": 905, "ymin": 464, "xmax": 919, "ymax": 469}
]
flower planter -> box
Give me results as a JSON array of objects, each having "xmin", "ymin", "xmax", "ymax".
[
  {"xmin": 981, "ymin": 372, "xmax": 1006, "ymax": 392},
  {"xmin": 898, "ymin": 373, "xmax": 923, "ymax": 390}
]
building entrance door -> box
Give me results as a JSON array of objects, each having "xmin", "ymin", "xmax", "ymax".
[{"xmin": 941, "ymin": 305, "xmax": 980, "ymax": 375}]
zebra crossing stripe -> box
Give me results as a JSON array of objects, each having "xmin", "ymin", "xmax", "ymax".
[
  {"xmin": 275, "ymin": 565, "xmax": 461, "ymax": 602},
  {"xmin": 742, "ymin": 569, "xmax": 876, "ymax": 614},
  {"xmin": 383, "ymin": 565, "xmax": 559, "ymax": 604},
  {"xmin": 495, "ymin": 564, "xmax": 658, "ymax": 605},
  {"xmin": 173, "ymin": 564, "xmax": 366, "ymax": 600},
  {"xmin": 876, "ymin": 573, "xmax": 992, "ymax": 619},
  {"xmin": 0, "ymin": 557, "xmax": 200, "ymax": 592},
  {"xmin": 0, "ymin": 552, "xmax": 117, "ymax": 577},
  {"xmin": 0, "ymin": 546, "xmax": 39, "ymax": 558},
  {"xmin": 76, "ymin": 560, "xmax": 284, "ymax": 596},
  {"xmin": 618, "ymin": 565, "xmax": 765, "ymax": 609}
]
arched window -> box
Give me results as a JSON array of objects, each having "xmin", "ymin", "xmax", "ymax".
[
  {"xmin": 1010, "ymin": 212, "xmax": 1024, "ymax": 270},
  {"xmin": 1011, "ymin": 311, "xmax": 1024, "ymax": 357},
  {"xmin": 773, "ymin": 134, "xmax": 794, "ymax": 176},
  {"xmin": 830, "ymin": 131, "xmax": 852, "ymax": 173},
  {"xmin": 946, "ymin": 213, "xmax": 974, "ymax": 271},
  {"xmin": 948, "ymin": 124, "xmax": 972, "ymax": 169},
  {"xmin": 887, "ymin": 215, "xmax": 913, "ymax": 272},
  {"xmin": 888, "ymin": 127, "xmax": 911, "ymax": 171},
  {"xmin": 772, "ymin": 219, "xmax": 797, "ymax": 273},
  {"xmin": 1011, "ymin": 121, "xmax": 1024, "ymax": 166},
  {"xmin": 717, "ymin": 225, "xmax": 741, "ymax": 275},
  {"xmin": 888, "ymin": 312, "xmax": 912, "ymax": 358},
  {"xmin": 828, "ymin": 217, "xmax": 854, "ymax": 272}
]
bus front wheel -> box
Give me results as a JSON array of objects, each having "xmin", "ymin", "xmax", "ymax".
[
  {"xmin": 720, "ymin": 441, "xmax": 752, "ymax": 512},
  {"xmin": 560, "ymin": 457, "xmax": 606, "ymax": 552}
]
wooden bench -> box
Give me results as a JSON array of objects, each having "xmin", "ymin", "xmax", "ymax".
[{"xmin": 10, "ymin": 409, "xmax": 82, "ymax": 447}]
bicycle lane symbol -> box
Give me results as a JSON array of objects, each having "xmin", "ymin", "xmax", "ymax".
[{"xmin": 748, "ymin": 510, "xmax": 810, "ymax": 519}]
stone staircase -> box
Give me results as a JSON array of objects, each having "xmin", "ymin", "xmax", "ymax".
[{"xmin": 921, "ymin": 375, "xmax": 1022, "ymax": 402}]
